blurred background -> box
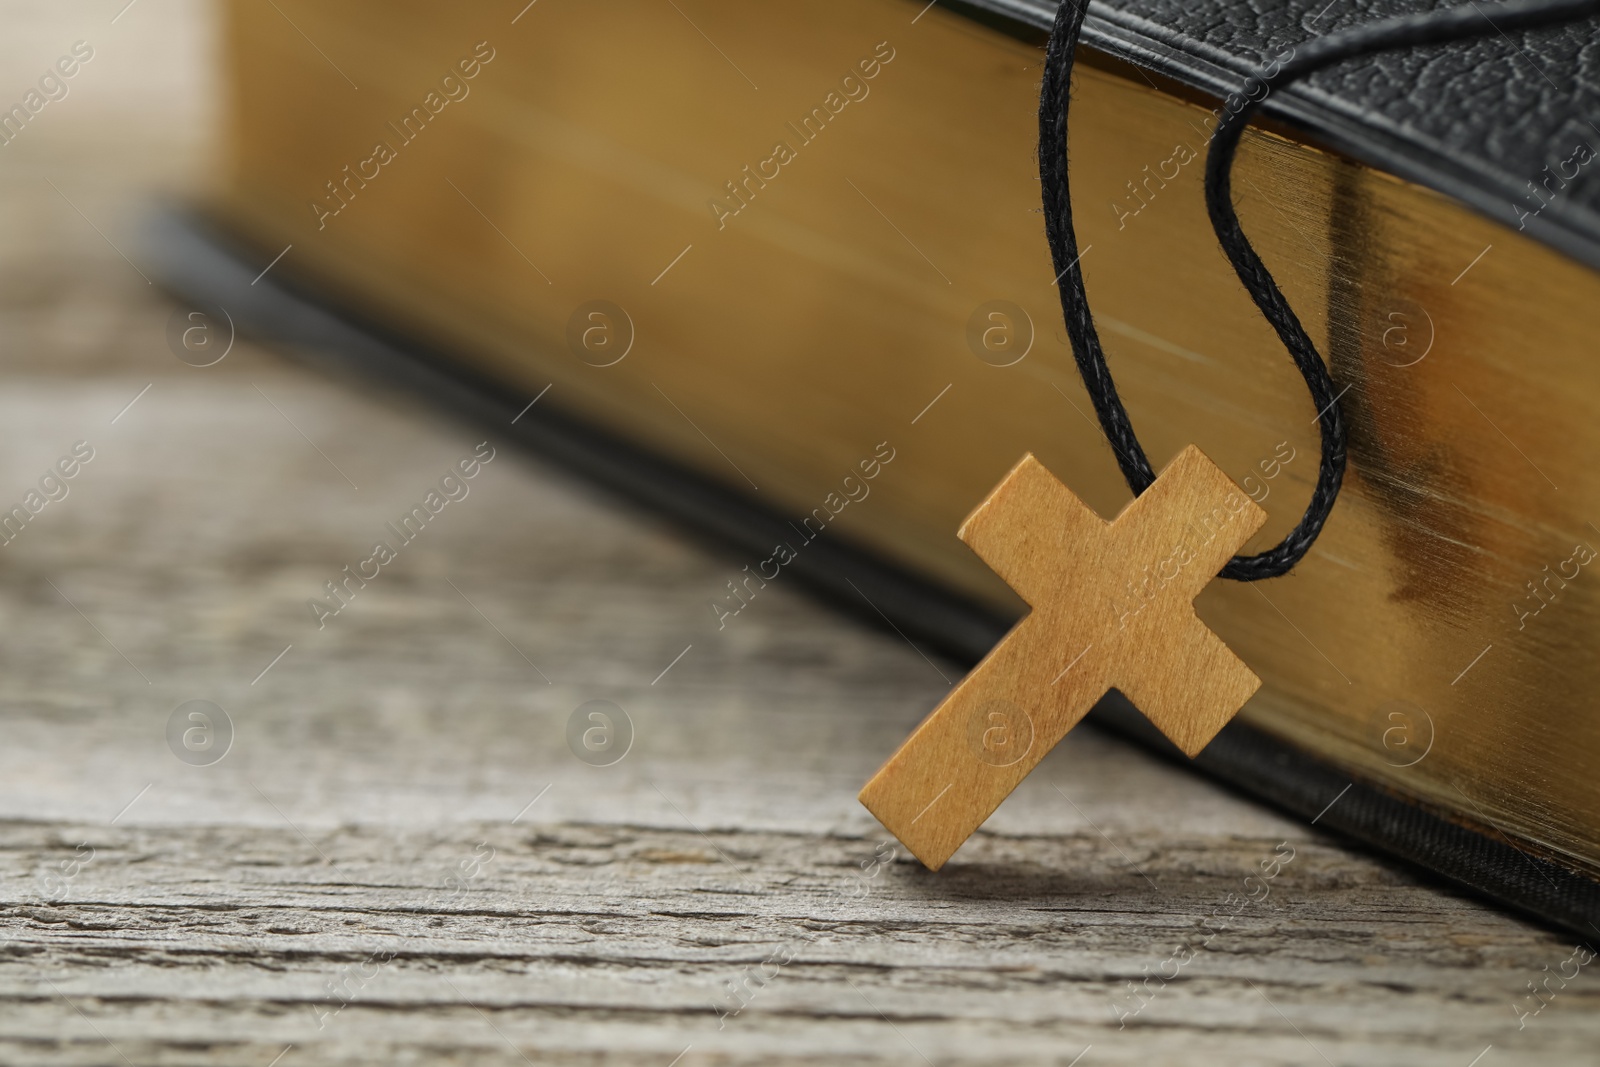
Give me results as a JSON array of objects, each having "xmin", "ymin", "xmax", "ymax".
[{"xmin": 1, "ymin": 0, "xmax": 990, "ymax": 853}]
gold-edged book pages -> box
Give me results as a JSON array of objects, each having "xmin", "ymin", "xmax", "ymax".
[{"xmin": 216, "ymin": 0, "xmax": 1600, "ymax": 876}]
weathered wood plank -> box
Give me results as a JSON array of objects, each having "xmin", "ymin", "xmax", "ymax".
[{"xmin": 5, "ymin": 818, "xmax": 1598, "ymax": 1066}]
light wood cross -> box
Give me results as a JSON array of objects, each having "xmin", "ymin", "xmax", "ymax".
[{"xmin": 859, "ymin": 446, "xmax": 1269, "ymax": 869}]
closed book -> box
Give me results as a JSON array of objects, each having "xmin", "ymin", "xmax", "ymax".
[{"xmin": 149, "ymin": 0, "xmax": 1600, "ymax": 933}]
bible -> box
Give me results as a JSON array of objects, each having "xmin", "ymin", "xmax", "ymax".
[{"xmin": 150, "ymin": 0, "xmax": 1600, "ymax": 934}]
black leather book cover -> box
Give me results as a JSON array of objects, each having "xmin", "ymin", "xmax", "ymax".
[{"xmin": 969, "ymin": 0, "xmax": 1600, "ymax": 269}]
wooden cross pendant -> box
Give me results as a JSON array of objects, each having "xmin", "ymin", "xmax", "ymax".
[{"xmin": 859, "ymin": 446, "xmax": 1269, "ymax": 869}]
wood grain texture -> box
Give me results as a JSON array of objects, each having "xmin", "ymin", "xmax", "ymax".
[
  {"xmin": 2, "ymin": 3, "xmax": 1600, "ymax": 1065},
  {"xmin": 860, "ymin": 449, "xmax": 1267, "ymax": 870},
  {"xmin": 8, "ymin": 817, "xmax": 1600, "ymax": 1067}
]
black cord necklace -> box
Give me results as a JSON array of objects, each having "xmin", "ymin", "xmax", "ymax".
[{"xmin": 1039, "ymin": 0, "xmax": 1600, "ymax": 581}]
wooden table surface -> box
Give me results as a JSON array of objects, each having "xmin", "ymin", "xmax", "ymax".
[{"xmin": 2, "ymin": 3, "xmax": 1598, "ymax": 1065}]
